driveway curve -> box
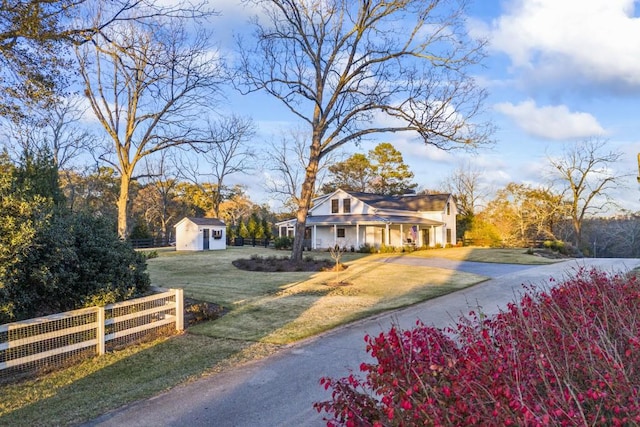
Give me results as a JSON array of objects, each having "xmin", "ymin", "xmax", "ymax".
[{"xmin": 84, "ymin": 258, "xmax": 640, "ymax": 427}]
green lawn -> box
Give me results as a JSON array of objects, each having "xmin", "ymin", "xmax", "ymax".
[{"xmin": 0, "ymin": 246, "xmax": 555, "ymax": 426}]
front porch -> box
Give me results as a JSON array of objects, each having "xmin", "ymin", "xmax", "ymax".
[{"xmin": 277, "ymin": 214, "xmax": 445, "ymax": 250}]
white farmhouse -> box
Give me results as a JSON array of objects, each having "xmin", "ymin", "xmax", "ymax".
[
  {"xmin": 174, "ymin": 217, "xmax": 226, "ymax": 251},
  {"xmin": 275, "ymin": 189, "xmax": 457, "ymax": 250}
]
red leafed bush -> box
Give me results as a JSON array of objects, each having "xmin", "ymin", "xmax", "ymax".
[{"xmin": 315, "ymin": 268, "xmax": 640, "ymax": 426}]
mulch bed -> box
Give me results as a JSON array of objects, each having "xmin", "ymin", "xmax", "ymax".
[{"xmin": 232, "ymin": 257, "xmax": 345, "ymax": 272}]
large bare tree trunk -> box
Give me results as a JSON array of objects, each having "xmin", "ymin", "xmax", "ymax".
[
  {"xmin": 291, "ymin": 144, "xmax": 321, "ymax": 262},
  {"xmin": 117, "ymin": 172, "xmax": 132, "ymax": 239}
]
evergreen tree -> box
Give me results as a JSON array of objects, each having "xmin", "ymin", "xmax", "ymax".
[
  {"xmin": 237, "ymin": 219, "xmax": 249, "ymax": 239},
  {"xmin": 322, "ymin": 143, "xmax": 417, "ymax": 195},
  {"xmin": 369, "ymin": 143, "xmax": 417, "ymax": 195},
  {"xmin": 321, "ymin": 153, "xmax": 374, "ymax": 193}
]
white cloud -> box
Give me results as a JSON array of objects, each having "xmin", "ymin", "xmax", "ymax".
[
  {"xmin": 477, "ymin": 0, "xmax": 640, "ymax": 88},
  {"xmin": 494, "ymin": 100, "xmax": 606, "ymax": 140}
]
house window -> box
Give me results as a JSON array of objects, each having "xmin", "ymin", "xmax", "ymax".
[
  {"xmin": 446, "ymin": 229, "xmax": 452, "ymax": 244},
  {"xmin": 212, "ymin": 229, "xmax": 223, "ymax": 239},
  {"xmin": 331, "ymin": 199, "xmax": 339, "ymax": 213},
  {"xmin": 343, "ymin": 198, "xmax": 351, "ymax": 213},
  {"xmin": 337, "ymin": 228, "xmax": 346, "ymax": 238},
  {"xmin": 447, "ymin": 202, "xmax": 451, "ymax": 216}
]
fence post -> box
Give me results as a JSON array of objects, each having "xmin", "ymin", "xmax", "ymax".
[
  {"xmin": 97, "ymin": 306, "xmax": 105, "ymax": 356},
  {"xmin": 175, "ymin": 289, "xmax": 184, "ymax": 331}
]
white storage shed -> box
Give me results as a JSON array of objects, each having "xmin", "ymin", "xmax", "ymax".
[{"xmin": 174, "ymin": 217, "xmax": 226, "ymax": 251}]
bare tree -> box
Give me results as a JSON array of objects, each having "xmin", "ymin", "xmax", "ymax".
[
  {"xmin": 136, "ymin": 151, "xmax": 183, "ymax": 243},
  {"xmin": 76, "ymin": 9, "xmax": 227, "ymax": 238},
  {"xmin": 178, "ymin": 115, "xmax": 256, "ymax": 218},
  {"xmin": 0, "ymin": 0, "xmax": 210, "ymax": 118},
  {"xmin": 1, "ymin": 95, "xmax": 95, "ymax": 169},
  {"xmin": 548, "ymin": 138, "xmax": 625, "ymax": 249},
  {"xmin": 440, "ymin": 161, "xmax": 487, "ymax": 217},
  {"xmin": 237, "ymin": 0, "xmax": 492, "ymax": 260},
  {"xmin": 264, "ymin": 127, "xmax": 338, "ymax": 213}
]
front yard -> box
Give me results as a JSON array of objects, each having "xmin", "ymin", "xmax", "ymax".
[{"xmin": 0, "ymin": 246, "xmax": 556, "ymax": 426}]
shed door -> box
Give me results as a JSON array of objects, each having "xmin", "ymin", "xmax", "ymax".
[{"xmin": 203, "ymin": 229, "xmax": 210, "ymax": 250}]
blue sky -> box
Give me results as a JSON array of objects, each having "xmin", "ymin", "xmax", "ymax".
[{"xmin": 208, "ymin": 0, "xmax": 640, "ymax": 213}]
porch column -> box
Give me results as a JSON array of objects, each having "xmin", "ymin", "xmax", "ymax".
[
  {"xmin": 312, "ymin": 225, "xmax": 317, "ymax": 249},
  {"xmin": 400, "ymin": 224, "xmax": 404, "ymax": 246},
  {"xmin": 431, "ymin": 225, "xmax": 435, "ymax": 246},
  {"xmin": 334, "ymin": 224, "xmax": 337, "ymax": 247},
  {"xmin": 385, "ymin": 223, "xmax": 390, "ymax": 246},
  {"xmin": 356, "ymin": 224, "xmax": 360, "ymax": 249},
  {"xmin": 417, "ymin": 225, "xmax": 421, "ymax": 247}
]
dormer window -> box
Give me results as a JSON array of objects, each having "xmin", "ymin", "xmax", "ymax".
[
  {"xmin": 343, "ymin": 198, "xmax": 351, "ymax": 213},
  {"xmin": 331, "ymin": 199, "xmax": 339, "ymax": 213}
]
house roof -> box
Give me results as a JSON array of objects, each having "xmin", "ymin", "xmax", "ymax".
[
  {"xmin": 344, "ymin": 191, "xmax": 451, "ymax": 212},
  {"xmin": 175, "ymin": 217, "xmax": 225, "ymax": 227},
  {"xmin": 276, "ymin": 190, "xmax": 453, "ymax": 227},
  {"xmin": 277, "ymin": 214, "xmax": 443, "ymax": 227}
]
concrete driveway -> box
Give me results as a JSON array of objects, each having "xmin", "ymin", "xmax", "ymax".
[{"xmin": 84, "ymin": 258, "xmax": 640, "ymax": 427}]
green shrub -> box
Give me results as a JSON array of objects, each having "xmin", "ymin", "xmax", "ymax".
[
  {"xmin": 0, "ymin": 154, "xmax": 149, "ymax": 323},
  {"xmin": 274, "ymin": 236, "xmax": 293, "ymax": 250},
  {"xmin": 543, "ymin": 239, "xmax": 567, "ymax": 254},
  {"xmin": 140, "ymin": 250, "xmax": 159, "ymax": 259}
]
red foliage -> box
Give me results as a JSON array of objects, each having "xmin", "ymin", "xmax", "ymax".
[{"xmin": 314, "ymin": 268, "xmax": 640, "ymax": 426}]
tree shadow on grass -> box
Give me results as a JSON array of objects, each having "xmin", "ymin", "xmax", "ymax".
[
  {"xmin": 0, "ymin": 276, "xmax": 336, "ymax": 426},
  {"xmin": 0, "ymin": 249, "xmax": 492, "ymax": 426}
]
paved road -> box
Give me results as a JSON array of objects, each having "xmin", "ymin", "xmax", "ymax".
[{"xmin": 85, "ymin": 258, "xmax": 640, "ymax": 427}]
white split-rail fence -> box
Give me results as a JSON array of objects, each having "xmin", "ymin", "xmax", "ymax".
[{"xmin": 0, "ymin": 289, "xmax": 183, "ymax": 382}]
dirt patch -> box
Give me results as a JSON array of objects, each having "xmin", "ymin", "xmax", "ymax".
[{"xmin": 232, "ymin": 256, "xmax": 347, "ymax": 272}]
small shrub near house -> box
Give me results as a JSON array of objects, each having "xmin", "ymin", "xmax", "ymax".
[
  {"xmin": 358, "ymin": 243, "xmax": 376, "ymax": 253},
  {"xmin": 274, "ymin": 236, "xmax": 293, "ymax": 250},
  {"xmin": 543, "ymin": 239, "xmax": 569, "ymax": 255},
  {"xmin": 315, "ymin": 268, "xmax": 640, "ymax": 426}
]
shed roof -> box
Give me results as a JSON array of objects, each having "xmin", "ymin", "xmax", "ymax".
[{"xmin": 175, "ymin": 217, "xmax": 225, "ymax": 227}]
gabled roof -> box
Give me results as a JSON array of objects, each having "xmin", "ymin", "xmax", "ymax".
[
  {"xmin": 275, "ymin": 214, "xmax": 443, "ymax": 227},
  {"xmin": 344, "ymin": 190, "xmax": 451, "ymax": 212},
  {"xmin": 175, "ymin": 217, "xmax": 225, "ymax": 227}
]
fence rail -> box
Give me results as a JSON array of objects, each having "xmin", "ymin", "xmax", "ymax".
[
  {"xmin": 227, "ymin": 237, "xmax": 273, "ymax": 247},
  {"xmin": 0, "ymin": 289, "xmax": 183, "ymax": 383},
  {"xmin": 129, "ymin": 237, "xmax": 173, "ymax": 249}
]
